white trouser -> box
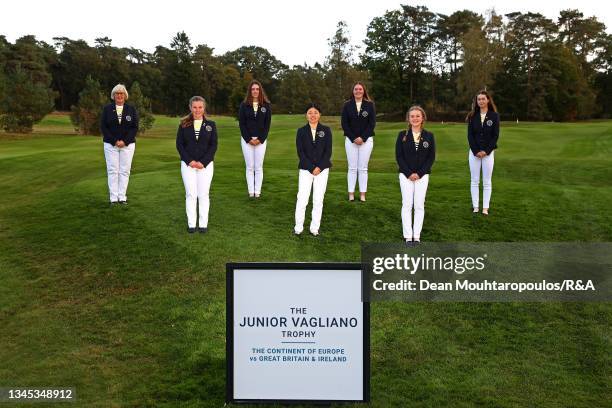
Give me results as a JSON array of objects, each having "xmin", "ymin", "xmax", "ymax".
[
  {"xmin": 345, "ymin": 137, "xmax": 374, "ymax": 193},
  {"xmin": 468, "ymin": 150, "xmax": 495, "ymax": 208},
  {"xmin": 241, "ymin": 139, "xmax": 267, "ymax": 195},
  {"xmin": 399, "ymin": 173, "xmax": 429, "ymax": 240},
  {"xmin": 294, "ymin": 169, "xmax": 329, "ymax": 234},
  {"xmin": 181, "ymin": 161, "xmax": 214, "ymax": 228},
  {"xmin": 103, "ymin": 142, "xmax": 135, "ymax": 202}
]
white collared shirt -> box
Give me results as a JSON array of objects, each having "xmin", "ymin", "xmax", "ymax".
[{"xmin": 116, "ymin": 105, "xmax": 124, "ymax": 124}]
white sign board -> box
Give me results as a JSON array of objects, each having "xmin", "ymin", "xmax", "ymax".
[{"xmin": 226, "ymin": 263, "xmax": 369, "ymax": 404}]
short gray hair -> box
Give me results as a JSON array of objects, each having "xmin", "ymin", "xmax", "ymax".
[{"xmin": 111, "ymin": 84, "xmax": 129, "ymax": 101}]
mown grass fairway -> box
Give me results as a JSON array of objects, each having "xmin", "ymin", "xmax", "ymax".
[{"xmin": 1, "ymin": 113, "xmax": 611, "ymax": 407}]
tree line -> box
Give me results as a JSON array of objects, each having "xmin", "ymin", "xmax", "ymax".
[{"xmin": 1, "ymin": 6, "xmax": 611, "ymax": 133}]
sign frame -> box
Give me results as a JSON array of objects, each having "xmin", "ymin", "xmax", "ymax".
[{"xmin": 226, "ymin": 262, "xmax": 370, "ymax": 405}]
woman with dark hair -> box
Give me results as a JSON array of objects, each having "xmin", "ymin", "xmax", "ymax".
[
  {"xmin": 294, "ymin": 103, "xmax": 332, "ymax": 236},
  {"xmin": 466, "ymin": 90, "xmax": 499, "ymax": 215},
  {"xmin": 396, "ymin": 106, "xmax": 435, "ymax": 246},
  {"xmin": 176, "ymin": 96, "xmax": 218, "ymax": 233},
  {"xmin": 238, "ymin": 80, "xmax": 272, "ymax": 198},
  {"xmin": 101, "ymin": 83, "xmax": 139, "ymax": 205},
  {"xmin": 341, "ymin": 81, "xmax": 376, "ymax": 201}
]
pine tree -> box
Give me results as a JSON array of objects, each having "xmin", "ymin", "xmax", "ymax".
[
  {"xmin": 70, "ymin": 76, "xmax": 107, "ymax": 135},
  {"xmin": 0, "ymin": 65, "xmax": 55, "ymax": 133},
  {"xmin": 324, "ymin": 21, "xmax": 365, "ymax": 114},
  {"xmin": 129, "ymin": 81, "xmax": 155, "ymax": 134},
  {"xmin": 0, "ymin": 70, "xmax": 6, "ymax": 114}
]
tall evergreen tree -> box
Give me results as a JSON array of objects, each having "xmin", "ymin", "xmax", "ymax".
[
  {"xmin": 1, "ymin": 36, "xmax": 56, "ymax": 132},
  {"xmin": 276, "ymin": 64, "xmax": 329, "ymax": 114},
  {"xmin": 456, "ymin": 17, "xmax": 504, "ymax": 109},
  {"xmin": 156, "ymin": 32, "xmax": 197, "ymax": 116},
  {"xmin": 537, "ymin": 42, "xmax": 596, "ymax": 120},
  {"xmin": 496, "ymin": 12, "xmax": 558, "ymax": 119},
  {"xmin": 276, "ymin": 68, "xmax": 310, "ymax": 114},
  {"xmin": 436, "ymin": 10, "xmax": 484, "ymax": 111},
  {"xmin": 192, "ymin": 44, "xmax": 243, "ymax": 114},
  {"xmin": 70, "ymin": 76, "xmax": 107, "ymax": 135},
  {"xmin": 558, "ymin": 10, "xmax": 608, "ymax": 77},
  {"xmin": 437, "ymin": 10, "xmax": 484, "ymax": 75},
  {"xmin": 221, "ymin": 45, "xmax": 288, "ymax": 104},
  {"xmin": 52, "ymin": 37, "xmax": 103, "ymax": 110},
  {"xmin": 364, "ymin": 5, "xmax": 438, "ymax": 112},
  {"xmin": 324, "ymin": 21, "xmax": 365, "ymax": 114},
  {"xmin": 594, "ymin": 34, "xmax": 612, "ymax": 116},
  {"xmin": 94, "ymin": 37, "xmax": 131, "ymax": 93},
  {"xmin": 0, "ymin": 71, "xmax": 5, "ymax": 114},
  {"xmin": 0, "ymin": 65, "xmax": 56, "ymax": 132},
  {"xmin": 128, "ymin": 82, "xmax": 155, "ymax": 134},
  {"xmin": 0, "ymin": 36, "xmax": 7, "ymax": 112},
  {"xmin": 363, "ymin": 9, "xmax": 409, "ymax": 112},
  {"xmin": 126, "ymin": 47, "xmax": 163, "ymax": 112}
]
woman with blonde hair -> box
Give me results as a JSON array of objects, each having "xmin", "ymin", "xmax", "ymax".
[
  {"xmin": 395, "ymin": 106, "xmax": 435, "ymax": 246},
  {"xmin": 176, "ymin": 96, "xmax": 218, "ymax": 233},
  {"xmin": 238, "ymin": 80, "xmax": 272, "ymax": 198},
  {"xmin": 100, "ymin": 84, "xmax": 139, "ymax": 205}
]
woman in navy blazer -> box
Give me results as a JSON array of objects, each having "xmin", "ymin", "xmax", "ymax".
[
  {"xmin": 466, "ymin": 90, "xmax": 499, "ymax": 215},
  {"xmin": 341, "ymin": 82, "xmax": 376, "ymax": 201},
  {"xmin": 294, "ymin": 103, "xmax": 332, "ymax": 236},
  {"xmin": 100, "ymin": 84, "xmax": 139, "ymax": 205},
  {"xmin": 238, "ymin": 80, "xmax": 272, "ymax": 198},
  {"xmin": 176, "ymin": 96, "xmax": 218, "ymax": 233},
  {"xmin": 396, "ymin": 106, "xmax": 435, "ymax": 246}
]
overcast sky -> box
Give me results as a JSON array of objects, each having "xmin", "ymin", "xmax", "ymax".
[{"xmin": 2, "ymin": 0, "xmax": 610, "ymax": 66}]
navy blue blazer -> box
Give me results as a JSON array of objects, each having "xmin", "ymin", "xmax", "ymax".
[
  {"xmin": 238, "ymin": 102, "xmax": 272, "ymax": 143},
  {"xmin": 341, "ymin": 99, "xmax": 376, "ymax": 142},
  {"xmin": 296, "ymin": 123, "xmax": 332, "ymax": 173},
  {"xmin": 467, "ymin": 110, "xmax": 499, "ymax": 155},
  {"xmin": 176, "ymin": 119, "xmax": 218, "ymax": 167},
  {"xmin": 100, "ymin": 103, "xmax": 139, "ymax": 146},
  {"xmin": 396, "ymin": 129, "xmax": 436, "ymax": 178}
]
